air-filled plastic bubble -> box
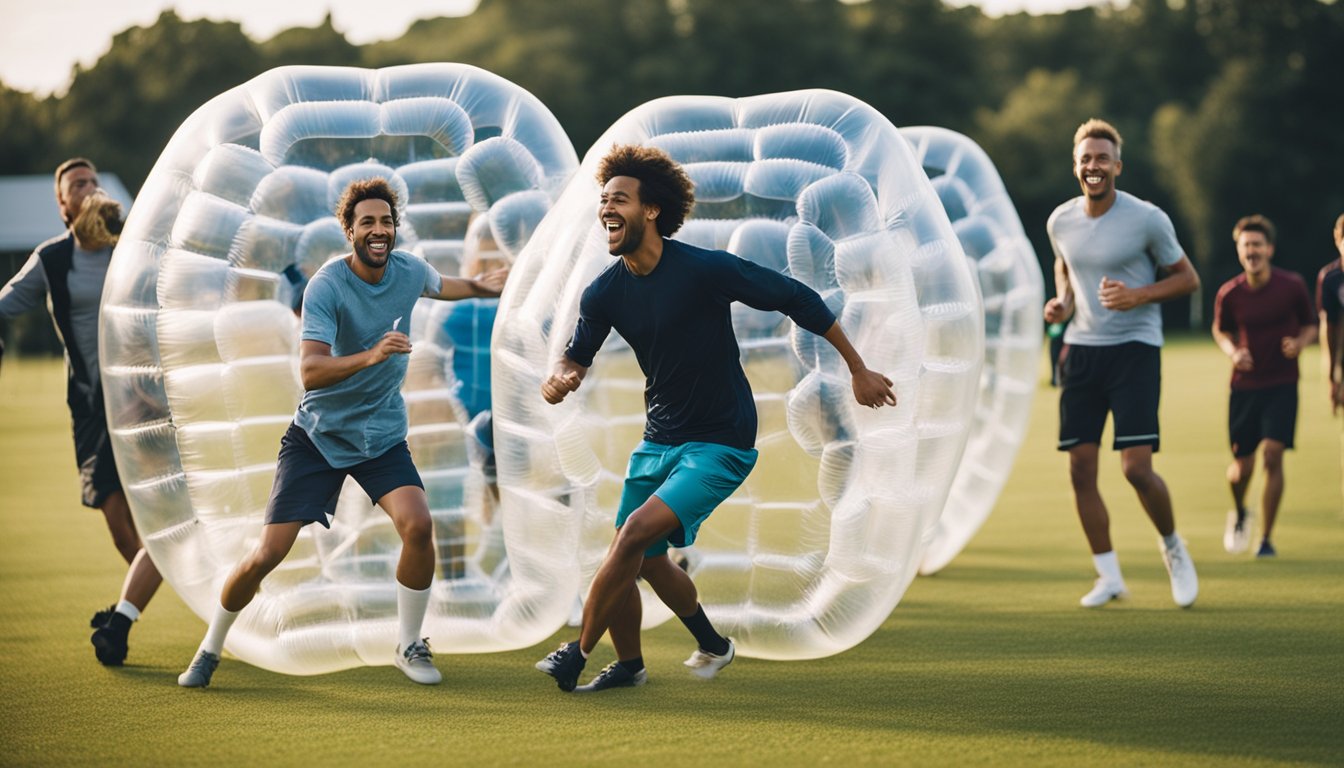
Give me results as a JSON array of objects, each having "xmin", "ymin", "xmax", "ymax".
[
  {"xmin": 493, "ymin": 91, "xmax": 982, "ymax": 659},
  {"xmin": 100, "ymin": 64, "xmax": 578, "ymax": 675},
  {"xmin": 901, "ymin": 126, "xmax": 1044, "ymax": 575}
]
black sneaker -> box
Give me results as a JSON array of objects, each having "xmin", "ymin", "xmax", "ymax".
[
  {"xmin": 91, "ymin": 613, "xmax": 131, "ymax": 666},
  {"xmin": 576, "ymin": 662, "xmax": 648, "ymax": 693},
  {"xmin": 90, "ymin": 604, "xmax": 116, "ymax": 629},
  {"xmin": 534, "ymin": 641, "xmax": 586, "ymax": 692}
]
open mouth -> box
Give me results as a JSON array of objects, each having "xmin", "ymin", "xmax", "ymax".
[
  {"xmin": 604, "ymin": 218, "xmax": 624, "ymax": 243},
  {"xmin": 366, "ymin": 237, "xmax": 390, "ymax": 256}
]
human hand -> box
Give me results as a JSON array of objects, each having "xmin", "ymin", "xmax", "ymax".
[
  {"xmin": 476, "ymin": 266, "xmax": 509, "ymax": 297},
  {"xmin": 1044, "ymin": 297, "xmax": 1072, "ymax": 324},
  {"xmin": 1231, "ymin": 348, "xmax": 1253, "ymax": 372},
  {"xmin": 541, "ymin": 370, "xmax": 582, "ymax": 404},
  {"xmin": 1280, "ymin": 336, "xmax": 1302, "ymax": 359},
  {"xmin": 1098, "ymin": 277, "xmax": 1139, "ymax": 311},
  {"xmin": 371, "ymin": 331, "xmax": 412, "ymax": 363},
  {"xmin": 852, "ymin": 368, "xmax": 897, "ymax": 409}
]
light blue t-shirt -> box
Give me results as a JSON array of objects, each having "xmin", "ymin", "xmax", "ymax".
[
  {"xmin": 1047, "ymin": 190, "xmax": 1185, "ymax": 347},
  {"xmin": 295, "ymin": 250, "xmax": 441, "ymax": 468}
]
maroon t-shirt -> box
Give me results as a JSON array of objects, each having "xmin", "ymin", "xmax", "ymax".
[{"xmin": 1214, "ymin": 267, "xmax": 1315, "ymax": 391}]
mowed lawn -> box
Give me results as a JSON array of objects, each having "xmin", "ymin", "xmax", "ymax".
[{"xmin": 1, "ymin": 337, "xmax": 1340, "ymax": 767}]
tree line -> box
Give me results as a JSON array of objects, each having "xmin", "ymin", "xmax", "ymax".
[{"xmin": 3, "ymin": 0, "xmax": 1341, "ymax": 330}]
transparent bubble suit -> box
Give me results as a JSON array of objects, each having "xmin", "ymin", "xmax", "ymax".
[
  {"xmin": 493, "ymin": 91, "xmax": 983, "ymax": 659},
  {"xmin": 98, "ymin": 64, "xmax": 578, "ymax": 674},
  {"xmin": 902, "ymin": 127, "xmax": 1045, "ymax": 576}
]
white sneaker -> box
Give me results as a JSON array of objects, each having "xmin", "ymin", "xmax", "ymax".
[
  {"xmin": 684, "ymin": 638, "xmax": 735, "ymax": 679},
  {"xmin": 395, "ymin": 639, "xmax": 442, "ymax": 685},
  {"xmin": 1223, "ymin": 510, "xmax": 1250, "ymax": 554},
  {"xmin": 1079, "ymin": 578, "xmax": 1128, "ymax": 608},
  {"xmin": 1160, "ymin": 536, "xmax": 1198, "ymax": 608}
]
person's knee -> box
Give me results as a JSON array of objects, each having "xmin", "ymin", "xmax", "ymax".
[
  {"xmin": 397, "ymin": 511, "xmax": 435, "ymax": 549},
  {"xmin": 1262, "ymin": 444, "xmax": 1285, "ymax": 474},
  {"xmin": 1227, "ymin": 457, "xmax": 1253, "ymax": 485},
  {"xmin": 1068, "ymin": 452, "xmax": 1099, "ymax": 491}
]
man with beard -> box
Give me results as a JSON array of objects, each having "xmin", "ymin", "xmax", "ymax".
[
  {"xmin": 1212, "ymin": 215, "xmax": 1315, "ymax": 557},
  {"xmin": 1044, "ymin": 119, "xmax": 1201, "ymax": 609},
  {"xmin": 534, "ymin": 144, "xmax": 897, "ymax": 693},
  {"xmin": 0, "ymin": 158, "xmax": 164, "ymax": 666},
  {"xmin": 178, "ymin": 177, "xmax": 507, "ymax": 688}
]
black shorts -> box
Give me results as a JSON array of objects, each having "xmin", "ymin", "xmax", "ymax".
[
  {"xmin": 1228, "ymin": 383, "xmax": 1297, "ymax": 457},
  {"xmin": 69, "ymin": 384, "xmax": 122, "ymax": 508},
  {"xmin": 265, "ymin": 422, "xmax": 424, "ymax": 528},
  {"xmin": 1058, "ymin": 342, "xmax": 1162, "ymax": 452}
]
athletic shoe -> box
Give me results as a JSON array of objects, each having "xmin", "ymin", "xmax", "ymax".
[
  {"xmin": 1079, "ymin": 578, "xmax": 1128, "ymax": 608},
  {"xmin": 90, "ymin": 604, "xmax": 116, "ymax": 629},
  {"xmin": 177, "ymin": 650, "xmax": 220, "ymax": 688},
  {"xmin": 90, "ymin": 613, "xmax": 131, "ymax": 666},
  {"xmin": 575, "ymin": 662, "xmax": 648, "ymax": 693},
  {"xmin": 1256, "ymin": 539, "xmax": 1277, "ymax": 558},
  {"xmin": 1160, "ymin": 536, "xmax": 1199, "ymax": 608},
  {"xmin": 1223, "ymin": 510, "xmax": 1251, "ymax": 554},
  {"xmin": 535, "ymin": 641, "xmax": 586, "ymax": 692},
  {"xmin": 684, "ymin": 638, "xmax": 735, "ymax": 679},
  {"xmin": 394, "ymin": 639, "xmax": 442, "ymax": 685}
]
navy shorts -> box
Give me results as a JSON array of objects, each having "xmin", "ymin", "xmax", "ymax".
[
  {"xmin": 69, "ymin": 384, "xmax": 122, "ymax": 508},
  {"xmin": 1058, "ymin": 342, "xmax": 1162, "ymax": 452},
  {"xmin": 1229, "ymin": 383, "xmax": 1297, "ymax": 457},
  {"xmin": 264, "ymin": 422, "xmax": 424, "ymax": 528}
]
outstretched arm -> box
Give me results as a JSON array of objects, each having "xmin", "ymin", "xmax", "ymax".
[
  {"xmin": 435, "ymin": 266, "xmax": 509, "ymax": 301},
  {"xmin": 541, "ymin": 354, "xmax": 589, "ymax": 404},
  {"xmin": 299, "ymin": 336, "xmax": 409, "ymax": 391},
  {"xmin": 821, "ymin": 322, "xmax": 896, "ymax": 408}
]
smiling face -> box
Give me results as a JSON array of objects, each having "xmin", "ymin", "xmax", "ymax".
[
  {"xmin": 348, "ymin": 198, "xmax": 396, "ymax": 270},
  {"xmin": 1236, "ymin": 229, "xmax": 1274, "ymax": 281},
  {"xmin": 1073, "ymin": 137, "xmax": 1122, "ymax": 203},
  {"xmin": 598, "ymin": 175, "xmax": 658, "ymax": 256}
]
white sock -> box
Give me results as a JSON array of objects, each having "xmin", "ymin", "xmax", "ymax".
[
  {"xmin": 1162, "ymin": 532, "xmax": 1181, "ymax": 550},
  {"xmin": 200, "ymin": 603, "xmax": 241, "ymax": 656},
  {"xmin": 1093, "ymin": 551, "xmax": 1124, "ymax": 583},
  {"xmin": 115, "ymin": 600, "xmax": 141, "ymax": 622},
  {"xmin": 397, "ymin": 581, "xmax": 432, "ymax": 650}
]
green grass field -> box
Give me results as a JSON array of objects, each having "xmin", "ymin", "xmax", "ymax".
[{"xmin": 2, "ymin": 338, "xmax": 1341, "ymax": 767}]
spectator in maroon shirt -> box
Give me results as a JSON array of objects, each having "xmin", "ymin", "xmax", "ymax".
[{"xmin": 1212, "ymin": 215, "xmax": 1316, "ymax": 558}]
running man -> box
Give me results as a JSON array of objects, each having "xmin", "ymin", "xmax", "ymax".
[{"xmin": 535, "ymin": 144, "xmax": 896, "ymax": 692}]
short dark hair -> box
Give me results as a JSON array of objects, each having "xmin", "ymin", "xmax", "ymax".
[
  {"xmin": 1233, "ymin": 214, "xmax": 1275, "ymax": 245},
  {"xmin": 1334, "ymin": 213, "xmax": 1344, "ymax": 246},
  {"xmin": 54, "ymin": 157, "xmax": 97, "ymax": 196},
  {"xmin": 1073, "ymin": 119, "xmax": 1123, "ymax": 160},
  {"xmin": 336, "ymin": 177, "xmax": 400, "ymax": 233},
  {"xmin": 596, "ymin": 144, "xmax": 695, "ymax": 237}
]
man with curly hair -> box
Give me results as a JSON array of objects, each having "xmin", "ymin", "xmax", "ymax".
[
  {"xmin": 535, "ymin": 144, "xmax": 897, "ymax": 693},
  {"xmin": 178, "ymin": 177, "xmax": 507, "ymax": 688}
]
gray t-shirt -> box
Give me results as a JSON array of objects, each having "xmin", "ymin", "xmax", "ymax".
[
  {"xmin": 0, "ymin": 242, "xmax": 111, "ymax": 388},
  {"xmin": 295, "ymin": 250, "xmax": 441, "ymax": 468},
  {"xmin": 1047, "ymin": 190, "xmax": 1185, "ymax": 347}
]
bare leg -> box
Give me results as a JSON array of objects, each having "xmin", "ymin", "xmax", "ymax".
[
  {"xmin": 578, "ymin": 497, "xmax": 679, "ymax": 655},
  {"xmin": 1120, "ymin": 445, "xmax": 1175, "ymax": 537},
  {"xmin": 1068, "ymin": 444, "xmax": 1112, "ymax": 553},
  {"xmin": 606, "ymin": 581, "xmax": 643, "ymax": 662},
  {"xmin": 378, "ymin": 486, "xmax": 436, "ymax": 590},
  {"xmin": 99, "ymin": 490, "xmax": 140, "ymax": 564},
  {"xmin": 220, "ymin": 522, "xmax": 303, "ymax": 612},
  {"xmin": 119, "ymin": 549, "xmax": 162, "ymax": 611},
  {"xmin": 1227, "ymin": 454, "xmax": 1255, "ymax": 514},
  {"xmin": 641, "ymin": 554, "xmax": 699, "ymax": 617},
  {"xmin": 1259, "ymin": 440, "xmax": 1286, "ymax": 540}
]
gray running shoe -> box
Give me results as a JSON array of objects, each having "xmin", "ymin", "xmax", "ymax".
[
  {"xmin": 683, "ymin": 638, "xmax": 735, "ymax": 680},
  {"xmin": 576, "ymin": 662, "xmax": 648, "ymax": 693},
  {"xmin": 395, "ymin": 639, "xmax": 442, "ymax": 685},
  {"xmin": 178, "ymin": 650, "xmax": 220, "ymax": 688}
]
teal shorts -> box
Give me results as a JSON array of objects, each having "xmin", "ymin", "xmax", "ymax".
[{"xmin": 615, "ymin": 440, "xmax": 759, "ymax": 557}]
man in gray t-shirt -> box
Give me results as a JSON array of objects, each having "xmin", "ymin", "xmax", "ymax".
[
  {"xmin": 179, "ymin": 178, "xmax": 507, "ymax": 689},
  {"xmin": 1044, "ymin": 119, "xmax": 1201, "ymax": 610}
]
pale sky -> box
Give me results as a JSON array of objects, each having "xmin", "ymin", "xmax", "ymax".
[{"xmin": 0, "ymin": 0, "xmax": 1109, "ymax": 96}]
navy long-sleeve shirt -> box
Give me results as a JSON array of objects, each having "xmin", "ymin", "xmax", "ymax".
[{"xmin": 565, "ymin": 238, "xmax": 836, "ymax": 450}]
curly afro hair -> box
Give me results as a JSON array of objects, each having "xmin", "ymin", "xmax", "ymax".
[
  {"xmin": 336, "ymin": 177, "xmax": 400, "ymax": 234},
  {"xmin": 596, "ymin": 144, "xmax": 695, "ymax": 237}
]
